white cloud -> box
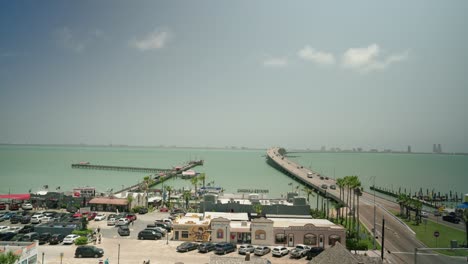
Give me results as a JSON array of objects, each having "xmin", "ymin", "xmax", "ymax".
[
  {"xmin": 298, "ymin": 46, "xmax": 335, "ymax": 65},
  {"xmin": 263, "ymin": 57, "xmax": 288, "ymax": 67},
  {"xmin": 341, "ymin": 44, "xmax": 408, "ymax": 73},
  {"xmin": 54, "ymin": 27, "xmax": 102, "ymax": 53},
  {"xmin": 131, "ymin": 29, "xmax": 170, "ymax": 51}
]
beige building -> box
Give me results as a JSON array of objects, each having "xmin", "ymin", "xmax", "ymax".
[{"xmin": 172, "ymin": 212, "xmax": 345, "ymax": 248}]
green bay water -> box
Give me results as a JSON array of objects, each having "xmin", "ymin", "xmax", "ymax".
[{"xmin": 0, "ymin": 145, "xmax": 466, "ymax": 204}]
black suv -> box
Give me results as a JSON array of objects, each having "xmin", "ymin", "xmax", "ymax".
[
  {"xmin": 198, "ymin": 242, "xmax": 216, "ymax": 253},
  {"xmin": 442, "ymin": 215, "xmax": 460, "ymax": 224},
  {"xmin": 75, "ymin": 246, "xmax": 104, "ymax": 258},
  {"xmin": 39, "ymin": 233, "xmax": 52, "ymax": 245},
  {"xmin": 21, "ymin": 215, "xmax": 31, "ymax": 224},
  {"xmin": 215, "ymin": 242, "xmax": 236, "ymax": 255},
  {"xmin": 49, "ymin": 234, "xmax": 64, "ymax": 245},
  {"xmin": 306, "ymin": 247, "xmax": 324, "ymax": 260},
  {"xmin": 10, "ymin": 214, "xmax": 22, "ymax": 224},
  {"xmin": 138, "ymin": 230, "xmax": 161, "ymax": 240},
  {"xmin": 19, "ymin": 225, "xmax": 34, "ymax": 234}
]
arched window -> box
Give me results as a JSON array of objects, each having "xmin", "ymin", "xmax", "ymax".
[
  {"xmin": 255, "ymin": 230, "xmax": 266, "ymax": 240},
  {"xmin": 329, "ymin": 235, "xmax": 341, "ymax": 246},
  {"xmin": 304, "ymin": 233, "xmax": 317, "ymax": 245},
  {"xmin": 217, "ymin": 229, "xmax": 224, "ymax": 239},
  {"xmin": 275, "ymin": 233, "xmax": 286, "ymax": 243}
]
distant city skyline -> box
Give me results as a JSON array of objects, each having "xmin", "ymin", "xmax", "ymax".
[{"xmin": 1, "ymin": 1, "xmax": 467, "ymax": 153}]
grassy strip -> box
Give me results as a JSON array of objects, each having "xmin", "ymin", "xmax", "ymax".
[{"xmin": 397, "ymin": 215, "xmax": 468, "ymax": 256}]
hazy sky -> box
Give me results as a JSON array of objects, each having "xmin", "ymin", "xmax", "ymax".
[{"xmin": 1, "ymin": 1, "xmax": 467, "ymax": 152}]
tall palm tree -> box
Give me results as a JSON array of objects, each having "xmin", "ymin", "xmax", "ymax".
[
  {"xmin": 198, "ymin": 173, "xmax": 206, "ymax": 189},
  {"xmin": 142, "ymin": 175, "xmax": 154, "ymax": 208},
  {"xmin": 165, "ymin": 185, "xmax": 173, "ymax": 208},
  {"xmin": 302, "ymin": 187, "xmax": 315, "ymax": 203},
  {"xmin": 190, "ymin": 176, "xmax": 199, "ymax": 196},
  {"xmin": 182, "ymin": 190, "xmax": 191, "ymax": 210},
  {"xmin": 397, "ymin": 193, "xmax": 407, "ymax": 216},
  {"xmin": 336, "ymin": 178, "xmax": 345, "ymax": 223}
]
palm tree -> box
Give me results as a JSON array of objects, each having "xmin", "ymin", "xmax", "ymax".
[
  {"xmin": 0, "ymin": 251, "xmax": 20, "ymax": 264},
  {"xmin": 182, "ymin": 190, "xmax": 191, "ymax": 210},
  {"xmin": 253, "ymin": 203, "xmax": 263, "ymax": 215},
  {"xmin": 165, "ymin": 185, "xmax": 173, "ymax": 208},
  {"xmin": 198, "ymin": 173, "xmax": 206, "ymax": 189},
  {"xmin": 336, "ymin": 178, "xmax": 345, "ymax": 223},
  {"xmin": 142, "ymin": 175, "xmax": 154, "ymax": 208},
  {"xmin": 302, "ymin": 187, "xmax": 315, "ymax": 203},
  {"xmin": 397, "ymin": 193, "xmax": 407, "ymax": 216},
  {"xmin": 190, "ymin": 176, "xmax": 199, "ymax": 196}
]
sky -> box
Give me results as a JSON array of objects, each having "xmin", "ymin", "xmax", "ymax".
[{"xmin": 1, "ymin": 1, "xmax": 467, "ymax": 152}]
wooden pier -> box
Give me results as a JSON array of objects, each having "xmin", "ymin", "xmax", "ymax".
[
  {"xmin": 75, "ymin": 160, "xmax": 205, "ymax": 194},
  {"xmin": 71, "ymin": 163, "xmax": 170, "ymax": 173}
]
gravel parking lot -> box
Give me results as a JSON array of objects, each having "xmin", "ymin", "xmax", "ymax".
[{"xmin": 2, "ymin": 209, "xmax": 312, "ymax": 264}]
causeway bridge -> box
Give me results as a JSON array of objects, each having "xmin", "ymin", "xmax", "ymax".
[{"xmin": 266, "ymin": 147, "xmax": 343, "ymax": 204}]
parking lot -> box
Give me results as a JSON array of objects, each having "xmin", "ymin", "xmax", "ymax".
[{"xmin": 2, "ymin": 209, "xmax": 313, "ymax": 264}]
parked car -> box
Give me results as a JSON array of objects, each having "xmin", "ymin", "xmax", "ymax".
[
  {"xmin": 138, "ymin": 230, "xmax": 161, "ymax": 240},
  {"xmin": 330, "ymin": 185, "xmax": 336, "ymax": 190},
  {"xmin": 290, "ymin": 244, "xmax": 311, "ymax": 259},
  {"xmin": 198, "ymin": 242, "xmax": 216, "ymax": 253},
  {"xmin": 94, "ymin": 213, "xmax": 106, "ymax": 221},
  {"xmin": 0, "ymin": 232, "xmax": 16, "ymax": 241},
  {"xmin": 39, "ymin": 233, "xmax": 52, "ymax": 245},
  {"xmin": 433, "ymin": 210, "xmax": 442, "ymax": 217},
  {"xmin": 75, "ymin": 246, "xmax": 104, "ymax": 258},
  {"xmin": 31, "ymin": 214, "xmax": 45, "ymax": 224},
  {"xmin": 238, "ymin": 244, "xmax": 255, "ymax": 255},
  {"xmin": 9, "ymin": 204, "xmax": 20, "ymax": 211},
  {"xmin": 421, "ymin": 211, "xmax": 429, "ymax": 218},
  {"xmin": 20, "ymin": 215, "xmax": 31, "ymax": 224},
  {"xmin": 254, "ymin": 246, "xmax": 271, "ymax": 256},
  {"xmin": 49, "ymin": 234, "xmax": 64, "ymax": 245},
  {"xmin": 7, "ymin": 226, "xmax": 22, "ymax": 233},
  {"xmin": 138, "ymin": 207, "xmax": 148, "ymax": 214},
  {"xmin": 321, "ymin": 184, "xmax": 328, "ymax": 189},
  {"xmin": 87, "ymin": 212, "xmax": 97, "ymax": 221},
  {"xmin": 153, "ymin": 222, "xmax": 171, "ymax": 232},
  {"xmin": 0, "ymin": 203, "xmax": 6, "ymax": 210},
  {"xmin": 18, "ymin": 225, "xmax": 34, "ymax": 234},
  {"xmin": 272, "ymin": 246, "xmax": 289, "ymax": 257},
  {"xmin": 159, "ymin": 207, "xmax": 169, "ymax": 212},
  {"xmin": 0, "ymin": 226, "xmax": 10, "ymax": 233},
  {"xmin": 10, "ymin": 214, "xmax": 22, "ymax": 224},
  {"xmin": 107, "ymin": 217, "xmax": 116, "ymax": 226},
  {"xmin": 176, "ymin": 242, "xmax": 199, "ymax": 252},
  {"xmin": 21, "ymin": 203, "xmax": 33, "ymax": 210},
  {"xmin": 307, "ymin": 172, "xmax": 313, "ymax": 178},
  {"xmin": 118, "ymin": 226, "xmax": 130, "ymax": 236},
  {"xmin": 214, "ymin": 242, "xmax": 236, "ymax": 255},
  {"xmin": 115, "ymin": 218, "xmax": 129, "ymax": 226},
  {"xmin": 306, "ymin": 247, "xmax": 324, "ymax": 260},
  {"xmin": 126, "ymin": 214, "xmax": 137, "ymax": 222},
  {"xmin": 63, "ymin": 234, "xmax": 80, "ymax": 245},
  {"xmin": 20, "ymin": 232, "xmax": 39, "ymax": 242},
  {"xmin": 145, "ymin": 226, "xmax": 166, "ymax": 237},
  {"xmin": 442, "ymin": 215, "xmax": 460, "ymax": 224}
]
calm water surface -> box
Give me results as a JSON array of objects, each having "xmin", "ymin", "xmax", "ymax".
[{"xmin": 1, "ymin": 145, "xmax": 466, "ymax": 205}]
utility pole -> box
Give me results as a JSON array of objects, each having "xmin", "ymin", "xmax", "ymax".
[
  {"xmin": 372, "ymin": 176, "xmax": 377, "ymax": 250},
  {"xmin": 381, "ymin": 218, "xmax": 385, "ymax": 261}
]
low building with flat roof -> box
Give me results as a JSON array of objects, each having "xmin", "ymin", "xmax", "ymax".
[{"xmin": 0, "ymin": 241, "xmax": 38, "ymax": 264}]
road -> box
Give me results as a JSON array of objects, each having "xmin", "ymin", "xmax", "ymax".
[{"xmin": 267, "ymin": 147, "xmax": 467, "ymax": 264}]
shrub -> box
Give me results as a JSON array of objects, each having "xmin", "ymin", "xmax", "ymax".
[
  {"xmin": 74, "ymin": 237, "xmax": 88, "ymax": 245},
  {"xmin": 132, "ymin": 206, "xmax": 143, "ymax": 213},
  {"xmin": 72, "ymin": 229, "xmax": 93, "ymax": 236},
  {"xmin": 346, "ymin": 239, "xmax": 369, "ymax": 250}
]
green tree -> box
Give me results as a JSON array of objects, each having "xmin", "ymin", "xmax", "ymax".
[
  {"xmin": 198, "ymin": 173, "xmax": 206, "ymax": 189},
  {"xmin": 165, "ymin": 186, "xmax": 173, "ymax": 207},
  {"xmin": 190, "ymin": 176, "xmax": 199, "ymax": 196},
  {"xmin": 126, "ymin": 195, "xmax": 134, "ymax": 211},
  {"xmin": 142, "ymin": 175, "xmax": 154, "ymax": 208},
  {"xmin": 182, "ymin": 190, "xmax": 191, "ymax": 210},
  {"xmin": 302, "ymin": 187, "xmax": 315, "ymax": 203},
  {"xmin": 253, "ymin": 203, "xmax": 263, "ymax": 215},
  {"xmin": 0, "ymin": 251, "xmax": 20, "ymax": 264}
]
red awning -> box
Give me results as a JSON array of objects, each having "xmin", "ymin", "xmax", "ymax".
[{"xmin": 0, "ymin": 194, "xmax": 31, "ymax": 200}]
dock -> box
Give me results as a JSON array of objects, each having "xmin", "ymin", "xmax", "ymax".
[{"xmin": 71, "ymin": 163, "xmax": 170, "ymax": 173}]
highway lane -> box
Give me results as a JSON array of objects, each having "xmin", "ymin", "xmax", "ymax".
[{"xmin": 267, "ymin": 147, "xmax": 467, "ymax": 264}]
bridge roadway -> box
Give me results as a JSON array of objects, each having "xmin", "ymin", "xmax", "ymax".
[{"xmin": 267, "ymin": 147, "xmax": 465, "ymax": 264}]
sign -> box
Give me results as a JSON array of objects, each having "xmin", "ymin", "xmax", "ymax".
[{"xmin": 434, "ymin": 231, "xmax": 440, "ymax": 238}]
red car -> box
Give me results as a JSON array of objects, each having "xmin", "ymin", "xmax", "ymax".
[
  {"xmin": 73, "ymin": 212, "xmax": 83, "ymax": 218},
  {"xmin": 159, "ymin": 207, "xmax": 169, "ymax": 212},
  {"xmin": 126, "ymin": 213, "xmax": 137, "ymax": 222},
  {"xmin": 9, "ymin": 203, "xmax": 20, "ymax": 210},
  {"xmin": 87, "ymin": 212, "xmax": 98, "ymax": 220},
  {"xmin": 0, "ymin": 203, "xmax": 6, "ymax": 210}
]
